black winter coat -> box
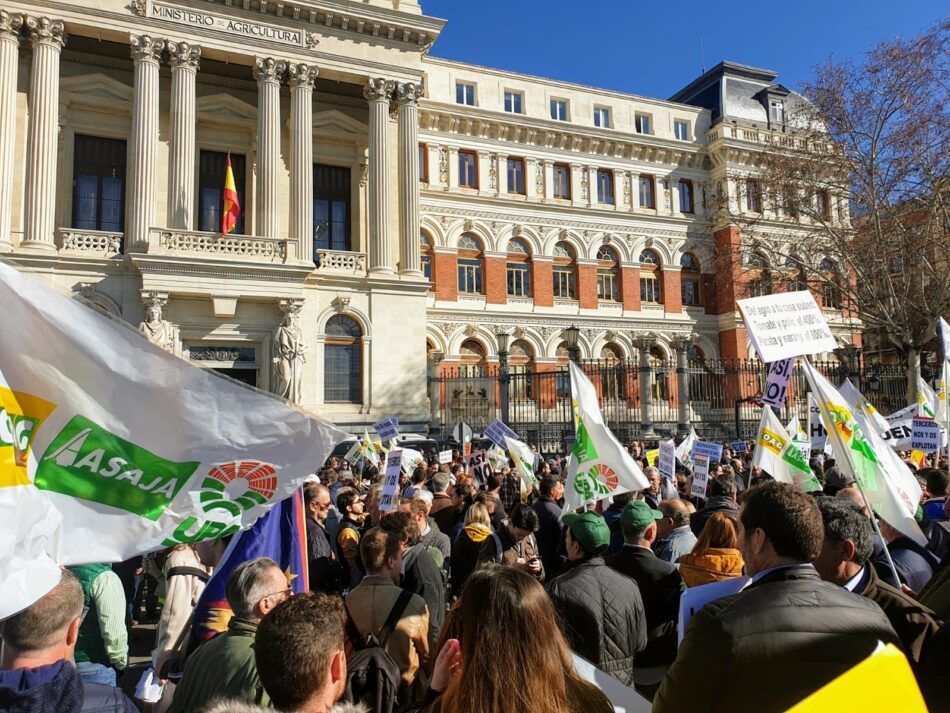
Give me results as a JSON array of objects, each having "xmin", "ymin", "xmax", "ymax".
[
  {"xmin": 532, "ymin": 497, "xmax": 564, "ymax": 578},
  {"xmin": 402, "ymin": 543, "xmax": 447, "ymax": 651},
  {"xmin": 689, "ymin": 496, "xmax": 739, "ymax": 537},
  {"xmin": 654, "ymin": 564, "xmax": 900, "ymax": 713},
  {"xmin": 546, "ymin": 557, "xmax": 648, "ymax": 687}
]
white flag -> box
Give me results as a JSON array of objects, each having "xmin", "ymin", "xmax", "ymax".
[
  {"xmin": 505, "ymin": 436, "xmax": 537, "ymax": 488},
  {"xmin": 917, "ymin": 377, "xmax": 938, "ymax": 419},
  {"xmin": 839, "ymin": 378, "xmax": 890, "ymax": 436},
  {"xmin": 564, "ymin": 362, "xmax": 648, "ymax": 512},
  {"xmin": 0, "ymin": 262, "xmax": 346, "ymax": 618},
  {"xmin": 937, "ymin": 360, "xmax": 950, "ymax": 426},
  {"xmin": 675, "ymin": 427, "xmax": 698, "ymax": 469},
  {"xmin": 750, "ymin": 408, "xmax": 821, "ymax": 492},
  {"xmin": 802, "ymin": 359, "xmax": 925, "ymax": 546}
]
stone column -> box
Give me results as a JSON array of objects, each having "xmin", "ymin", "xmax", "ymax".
[
  {"xmin": 127, "ymin": 34, "xmax": 164, "ymax": 252},
  {"xmin": 394, "ymin": 81, "xmax": 422, "ymax": 276},
  {"xmin": 633, "ymin": 333, "xmax": 657, "ymax": 437},
  {"xmin": 254, "ymin": 57, "xmax": 286, "ymax": 238},
  {"xmin": 288, "ymin": 62, "xmax": 318, "ymax": 263},
  {"xmin": 21, "ymin": 17, "xmax": 65, "ymax": 253},
  {"xmin": 365, "ymin": 78, "xmax": 395, "ymax": 274},
  {"xmin": 167, "ymin": 41, "xmax": 200, "ymax": 230},
  {"xmin": 672, "ymin": 336, "xmax": 694, "ymax": 436},
  {"xmin": 0, "ymin": 11, "xmax": 23, "ymax": 251}
]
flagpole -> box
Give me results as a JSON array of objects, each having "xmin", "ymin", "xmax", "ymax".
[{"xmin": 852, "ymin": 478, "xmax": 902, "ymax": 587}]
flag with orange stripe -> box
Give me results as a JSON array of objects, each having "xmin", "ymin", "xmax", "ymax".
[{"xmin": 221, "ymin": 154, "xmax": 240, "ymax": 234}]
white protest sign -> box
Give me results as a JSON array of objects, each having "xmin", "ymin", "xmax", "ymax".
[
  {"xmin": 912, "ymin": 418, "xmax": 941, "ymax": 453},
  {"xmin": 438, "ymin": 450, "xmax": 453, "ymax": 464},
  {"xmin": 378, "ymin": 450, "xmax": 403, "ymax": 512},
  {"xmin": 658, "ymin": 440, "xmax": 676, "ymax": 481},
  {"xmin": 762, "ymin": 358, "xmax": 794, "ymax": 408},
  {"xmin": 373, "ymin": 417, "xmax": 399, "ymax": 442},
  {"xmin": 692, "ymin": 441, "xmax": 723, "ymax": 463},
  {"xmin": 737, "ymin": 290, "xmax": 837, "ymax": 363},
  {"xmin": 881, "ymin": 405, "xmax": 917, "ymax": 450},
  {"xmin": 690, "ymin": 455, "xmax": 710, "ymax": 500},
  {"xmin": 808, "ymin": 394, "xmax": 828, "ymax": 450},
  {"xmin": 465, "ymin": 449, "xmax": 491, "ymax": 484},
  {"xmin": 483, "ymin": 418, "xmax": 519, "ymax": 450}
]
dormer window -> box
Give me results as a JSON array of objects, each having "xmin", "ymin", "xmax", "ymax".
[{"xmin": 770, "ymin": 99, "xmax": 785, "ymax": 124}]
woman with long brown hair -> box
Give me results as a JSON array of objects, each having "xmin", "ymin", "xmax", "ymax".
[
  {"xmin": 677, "ymin": 512, "xmax": 744, "ymax": 587},
  {"xmin": 423, "ymin": 563, "xmax": 612, "ymax": 713}
]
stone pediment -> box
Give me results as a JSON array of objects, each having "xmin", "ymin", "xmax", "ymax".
[
  {"xmin": 60, "ymin": 73, "xmax": 133, "ymax": 106},
  {"xmin": 197, "ymin": 94, "xmax": 257, "ymax": 124},
  {"xmin": 313, "ymin": 109, "xmax": 366, "ymax": 139}
]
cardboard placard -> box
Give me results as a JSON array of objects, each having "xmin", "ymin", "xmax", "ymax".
[
  {"xmin": 762, "ymin": 358, "xmax": 795, "ymax": 408},
  {"xmin": 737, "ymin": 291, "xmax": 837, "ymax": 363},
  {"xmin": 483, "ymin": 418, "xmax": 519, "ymax": 450},
  {"xmin": 438, "ymin": 449, "xmax": 453, "ymax": 464},
  {"xmin": 378, "ymin": 450, "xmax": 403, "ymax": 512},
  {"xmin": 690, "ymin": 455, "xmax": 710, "ymax": 500},
  {"xmin": 692, "ymin": 441, "xmax": 723, "ymax": 463},
  {"xmin": 658, "ymin": 440, "xmax": 676, "ymax": 481},
  {"xmin": 912, "ymin": 418, "xmax": 941, "ymax": 453},
  {"xmin": 465, "ymin": 449, "xmax": 491, "ymax": 484},
  {"xmin": 373, "ymin": 417, "xmax": 399, "ymax": 442}
]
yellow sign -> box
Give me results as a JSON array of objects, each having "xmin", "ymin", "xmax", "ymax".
[
  {"xmin": 0, "ymin": 387, "xmax": 57, "ymax": 487},
  {"xmin": 645, "ymin": 449, "xmax": 658, "ymax": 466}
]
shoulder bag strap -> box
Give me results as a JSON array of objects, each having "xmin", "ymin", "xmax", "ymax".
[{"xmin": 378, "ymin": 589, "xmax": 414, "ymax": 648}]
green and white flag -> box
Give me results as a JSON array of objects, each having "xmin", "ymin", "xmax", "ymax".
[
  {"xmin": 0, "ymin": 262, "xmax": 347, "ymax": 618},
  {"xmin": 917, "ymin": 377, "xmax": 938, "ymax": 419},
  {"xmin": 840, "ymin": 378, "xmax": 890, "ymax": 436},
  {"xmin": 505, "ymin": 436, "xmax": 537, "ymax": 489},
  {"xmin": 803, "ymin": 359, "xmax": 926, "ymax": 546},
  {"xmin": 675, "ymin": 427, "xmax": 698, "ymax": 469},
  {"xmin": 564, "ymin": 362, "xmax": 648, "ymax": 512},
  {"xmin": 750, "ymin": 408, "xmax": 821, "ymax": 492}
]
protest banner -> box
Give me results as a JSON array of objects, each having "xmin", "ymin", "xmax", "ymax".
[
  {"xmin": 378, "ymin": 450, "xmax": 404, "ymax": 513},
  {"xmin": 737, "ymin": 290, "xmax": 837, "ymax": 363},
  {"xmin": 675, "ymin": 427, "xmax": 698, "ymax": 468},
  {"xmin": 692, "ymin": 440, "xmax": 723, "ymax": 463},
  {"xmin": 912, "ymin": 418, "xmax": 941, "ymax": 453},
  {"xmin": 0, "ymin": 262, "xmax": 346, "ymax": 618},
  {"xmin": 438, "ymin": 449, "xmax": 453, "ymax": 464},
  {"xmin": 465, "ymin": 449, "xmax": 492, "ymax": 484},
  {"xmin": 483, "ymin": 418, "xmax": 519, "ymax": 450},
  {"xmin": 373, "ymin": 417, "xmax": 399, "ymax": 442},
  {"xmin": 505, "ymin": 436, "xmax": 538, "ymax": 488},
  {"xmin": 761, "ymin": 358, "xmax": 794, "ymax": 408},
  {"xmin": 730, "ymin": 441, "xmax": 747, "ymax": 454},
  {"xmin": 690, "ymin": 455, "xmax": 710, "ymax": 500},
  {"xmin": 658, "ymin": 440, "xmax": 676, "ymax": 481},
  {"xmin": 881, "ymin": 405, "xmax": 917, "ymax": 450},
  {"xmin": 750, "ymin": 407, "xmax": 821, "ymax": 492}
]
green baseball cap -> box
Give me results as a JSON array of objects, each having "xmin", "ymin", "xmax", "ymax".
[
  {"xmin": 562, "ymin": 511, "xmax": 611, "ymax": 553},
  {"xmin": 620, "ymin": 500, "xmax": 664, "ymax": 531}
]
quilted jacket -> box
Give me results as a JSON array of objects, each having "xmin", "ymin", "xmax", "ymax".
[{"xmin": 546, "ymin": 556, "xmax": 647, "ymax": 686}]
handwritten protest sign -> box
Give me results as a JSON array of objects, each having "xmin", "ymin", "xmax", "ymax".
[
  {"xmin": 658, "ymin": 440, "xmax": 676, "ymax": 481},
  {"xmin": 737, "ymin": 291, "xmax": 837, "ymax": 363},
  {"xmin": 373, "ymin": 417, "xmax": 399, "ymax": 442},
  {"xmin": 690, "ymin": 455, "xmax": 710, "ymax": 499},
  {"xmin": 762, "ymin": 358, "xmax": 795, "ymax": 408},
  {"xmin": 438, "ymin": 450, "xmax": 453, "ymax": 464},
  {"xmin": 912, "ymin": 418, "xmax": 941, "ymax": 453},
  {"xmin": 465, "ymin": 449, "xmax": 491, "ymax": 484},
  {"xmin": 379, "ymin": 450, "xmax": 403, "ymax": 512}
]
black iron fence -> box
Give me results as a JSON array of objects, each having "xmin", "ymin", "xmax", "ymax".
[{"xmin": 429, "ymin": 358, "xmax": 912, "ymax": 453}]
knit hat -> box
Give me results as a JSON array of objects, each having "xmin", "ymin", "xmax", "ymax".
[{"xmin": 562, "ymin": 511, "xmax": 610, "ymax": 553}]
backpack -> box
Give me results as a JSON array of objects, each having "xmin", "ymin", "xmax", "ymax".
[{"xmin": 344, "ymin": 589, "xmax": 414, "ymax": 713}]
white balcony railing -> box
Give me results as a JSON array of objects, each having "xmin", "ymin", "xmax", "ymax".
[
  {"xmin": 150, "ymin": 229, "xmax": 290, "ymax": 263},
  {"xmin": 57, "ymin": 228, "xmax": 123, "ymax": 256},
  {"xmin": 314, "ymin": 249, "xmax": 367, "ymax": 277}
]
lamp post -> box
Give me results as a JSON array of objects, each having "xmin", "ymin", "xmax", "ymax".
[
  {"xmin": 495, "ymin": 328, "xmax": 511, "ymax": 426},
  {"xmin": 564, "ymin": 324, "xmax": 581, "ymax": 363}
]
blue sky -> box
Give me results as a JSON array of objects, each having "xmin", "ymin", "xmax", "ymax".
[{"xmin": 422, "ymin": 1, "xmax": 946, "ymax": 100}]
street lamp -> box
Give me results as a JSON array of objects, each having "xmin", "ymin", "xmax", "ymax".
[
  {"xmin": 564, "ymin": 324, "xmax": 581, "ymax": 363},
  {"xmin": 495, "ymin": 328, "xmax": 511, "ymax": 426}
]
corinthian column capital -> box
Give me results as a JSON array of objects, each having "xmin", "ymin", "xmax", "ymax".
[
  {"xmin": 25, "ymin": 16, "xmax": 65, "ymax": 49},
  {"xmin": 364, "ymin": 77, "xmax": 395, "ymax": 103},
  {"xmin": 253, "ymin": 56, "xmax": 286, "ymax": 83},
  {"xmin": 167, "ymin": 40, "xmax": 201, "ymax": 69},
  {"xmin": 0, "ymin": 10, "xmax": 23, "ymax": 39},
  {"xmin": 631, "ymin": 332, "xmax": 658, "ymax": 352},
  {"xmin": 393, "ymin": 81, "xmax": 423, "ymax": 107},
  {"xmin": 130, "ymin": 33, "xmax": 163, "ymax": 62},
  {"xmin": 287, "ymin": 62, "xmax": 318, "ymax": 88}
]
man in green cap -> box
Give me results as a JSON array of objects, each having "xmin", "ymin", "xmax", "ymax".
[
  {"xmin": 546, "ymin": 510, "xmax": 647, "ymax": 686},
  {"xmin": 607, "ymin": 500, "xmax": 685, "ymax": 668}
]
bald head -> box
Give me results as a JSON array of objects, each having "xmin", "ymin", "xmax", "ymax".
[
  {"xmin": 657, "ymin": 498, "xmax": 690, "ymax": 536},
  {"xmin": 836, "ymin": 487, "xmax": 870, "ymax": 518}
]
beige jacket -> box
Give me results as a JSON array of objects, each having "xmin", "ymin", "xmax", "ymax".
[
  {"xmin": 344, "ymin": 575, "xmax": 430, "ymax": 701},
  {"xmin": 153, "ymin": 545, "xmax": 211, "ymax": 659}
]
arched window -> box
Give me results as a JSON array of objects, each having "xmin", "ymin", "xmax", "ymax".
[
  {"xmin": 819, "ymin": 258, "xmax": 842, "ymax": 309},
  {"xmin": 747, "ymin": 253, "xmax": 773, "ymax": 297},
  {"xmin": 600, "ymin": 343, "xmax": 625, "ymax": 400},
  {"xmin": 555, "ymin": 342, "xmax": 571, "ymax": 398},
  {"xmin": 680, "ymin": 252, "xmax": 701, "ymax": 306},
  {"xmin": 420, "ymin": 229, "xmax": 432, "ymax": 281},
  {"xmin": 506, "ymin": 238, "xmax": 532, "ymax": 297},
  {"xmin": 786, "ymin": 255, "xmax": 806, "ymax": 292},
  {"xmin": 553, "ymin": 241, "xmax": 576, "ymax": 299},
  {"xmin": 457, "ymin": 233, "xmax": 483, "ymax": 294},
  {"xmin": 509, "ymin": 339, "xmax": 534, "ymax": 399},
  {"xmin": 324, "ymin": 315, "xmax": 362, "ymax": 404},
  {"xmin": 459, "ymin": 339, "xmax": 487, "ymax": 377},
  {"xmin": 639, "ymin": 249, "xmax": 662, "ymax": 304},
  {"xmin": 596, "ymin": 246, "xmax": 620, "ymax": 302}
]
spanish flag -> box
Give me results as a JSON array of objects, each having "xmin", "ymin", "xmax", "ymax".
[{"xmin": 221, "ymin": 153, "xmax": 240, "ymax": 234}]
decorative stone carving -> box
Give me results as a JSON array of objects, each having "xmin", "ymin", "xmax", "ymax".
[
  {"xmin": 158, "ymin": 230, "xmax": 288, "ymax": 262},
  {"xmin": 273, "ymin": 299, "xmax": 305, "ymax": 404},
  {"xmin": 305, "ymin": 32, "xmax": 320, "ymax": 48},
  {"xmin": 488, "ymin": 156, "xmax": 497, "ymax": 190},
  {"xmin": 129, "ymin": 33, "xmax": 163, "ymax": 62},
  {"xmin": 0, "ymin": 10, "xmax": 23, "ymax": 37},
  {"xmin": 25, "ymin": 16, "xmax": 65, "ymax": 48},
  {"xmin": 393, "ymin": 81, "xmax": 423, "ymax": 106},
  {"xmin": 332, "ymin": 294, "xmax": 351, "ymax": 312},
  {"xmin": 536, "ymin": 160, "xmax": 545, "ymax": 196},
  {"xmin": 438, "ymin": 146, "xmax": 449, "ymax": 184},
  {"xmin": 59, "ymin": 229, "xmax": 122, "ymax": 255},
  {"xmin": 167, "ymin": 41, "xmax": 201, "ymax": 69},
  {"xmin": 287, "ymin": 62, "xmax": 318, "ymax": 88},
  {"xmin": 126, "ymin": 0, "xmax": 146, "ymax": 16},
  {"xmin": 253, "ymin": 57, "xmax": 286, "ymax": 82},
  {"xmin": 464, "ymin": 324, "xmax": 478, "ymax": 337},
  {"xmin": 363, "ymin": 77, "xmax": 395, "ymax": 102},
  {"xmin": 358, "ymin": 162, "xmax": 368, "ymax": 188},
  {"xmin": 138, "ymin": 292, "xmax": 178, "ymax": 353},
  {"xmin": 623, "ymin": 175, "xmax": 631, "ymax": 205},
  {"xmin": 631, "ymin": 332, "xmax": 658, "ymax": 351},
  {"xmin": 437, "ymin": 322, "xmax": 457, "ymax": 337}
]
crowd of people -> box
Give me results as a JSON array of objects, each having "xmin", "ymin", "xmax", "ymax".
[{"xmin": 3, "ymin": 440, "xmax": 950, "ymax": 712}]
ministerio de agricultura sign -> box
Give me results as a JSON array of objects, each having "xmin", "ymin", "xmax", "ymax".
[{"xmin": 148, "ymin": 1, "xmax": 313, "ymax": 47}]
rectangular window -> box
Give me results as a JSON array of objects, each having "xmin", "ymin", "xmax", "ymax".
[
  {"xmin": 678, "ymin": 179, "xmax": 694, "ymax": 213},
  {"xmin": 640, "ymin": 274, "xmax": 661, "ymax": 303},
  {"xmin": 455, "ymin": 82, "xmax": 476, "ymax": 106},
  {"xmin": 553, "ymin": 266, "xmax": 575, "ymax": 299},
  {"xmin": 635, "ymin": 113, "xmax": 651, "ymax": 134},
  {"xmin": 597, "ymin": 169, "xmax": 614, "ymax": 204},
  {"xmin": 674, "ymin": 120, "xmax": 689, "ymax": 141},
  {"xmin": 72, "ymin": 134, "xmax": 127, "ymax": 234},
  {"xmin": 639, "ymin": 175, "xmax": 655, "ymax": 209},
  {"xmin": 770, "ymin": 100, "xmax": 785, "ymax": 124},
  {"xmin": 681, "ymin": 279, "xmax": 700, "ymax": 306},
  {"xmin": 507, "ymin": 157, "xmax": 525, "ymax": 195},
  {"xmin": 457, "ymin": 258, "xmax": 483, "ymax": 294},
  {"xmin": 746, "ymin": 179, "xmax": 762, "ymax": 213},
  {"xmin": 418, "ymin": 143, "xmax": 428, "ymax": 182},
  {"xmin": 504, "ymin": 90, "xmax": 524, "ymax": 114},
  {"xmin": 199, "ymin": 150, "xmax": 246, "ymax": 234},
  {"xmin": 550, "ymin": 99, "xmax": 568, "ymax": 121},
  {"xmin": 506, "ymin": 263, "xmax": 531, "ymax": 296},
  {"xmin": 459, "ymin": 150, "xmax": 478, "ymax": 189},
  {"xmin": 593, "ymin": 106, "xmax": 611, "ymax": 128},
  {"xmin": 421, "ymin": 254, "xmax": 431, "ymax": 281},
  {"xmin": 324, "ymin": 344, "xmax": 360, "ymax": 403},
  {"xmin": 597, "ymin": 269, "xmax": 618, "ymax": 301},
  {"xmin": 313, "ymin": 164, "xmax": 351, "ymax": 254},
  {"xmin": 816, "ymin": 190, "xmax": 832, "ymax": 220},
  {"xmin": 553, "ymin": 163, "xmax": 571, "ymax": 199}
]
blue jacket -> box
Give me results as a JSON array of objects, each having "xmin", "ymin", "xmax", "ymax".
[{"xmin": 0, "ymin": 660, "xmax": 137, "ymax": 713}]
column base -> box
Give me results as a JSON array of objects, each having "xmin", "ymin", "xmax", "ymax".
[
  {"xmin": 18, "ymin": 240, "xmax": 58, "ymax": 254},
  {"xmin": 369, "ymin": 266, "xmax": 396, "ymax": 276},
  {"xmin": 641, "ymin": 426, "xmax": 658, "ymax": 439},
  {"xmin": 399, "ymin": 268, "xmax": 425, "ymax": 278},
  {"xmin": 0, "ymin": 240, "xmax": 13, "ymax": 253}
]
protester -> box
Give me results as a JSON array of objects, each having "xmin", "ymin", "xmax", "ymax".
[
  {"xmin": 449, "ymin": 502, "xmax": 502, "ymax": 595},
  {"xmin": 677, "ymin": 512, "xmax": 744, "ymax": 587},
  {"xmin": 404, "ymin": 468, "xmax": 428, "ymax": 499},
  {"xmin": 652, "ymin": 499, "xmax": 697, "ymax": 564},
  {"xmin": 423, "ymin": 564, "xmax": 613, "ymax": 713},
  {"xmin": 345, "ymin": 526, "xmax": 430, "ymax": 703},
  {"xmin": 407, "ymin": 494, "xmax": 452, "ymax": 567},
  {"xmin": 429, "ymin": 474, "xmax": 455, "ymax": 531},
  {"xmin": 689, "ymin": 470, "xmax": 739, "ymax": 536},
  {"xmin": 546, "ymin": 511, "xmax": 647, "ymax": 686},
  {"xmin": 878, "ymin": 517, "xmax": 940, "ymax": 593},
  {"xmin": 497, "ymin": 465, "xmax": 521, "ymax": 513},
  {"xmin": 642, "ymin": 467, "xmax": 662, "ymax": 509},
  {"xmin": 531, "ymin": 475, "xmax": 565, "ymax": 578},
  {"xmin": 169, "ymin": 558, "xmax": 292, "ymax": 711},
  {"xmin": 813, "ymin": 498, "xmax": 940, "ymax": 668},
  {"xmin": 654, "ymin": 482, "xmax": 899, "ymax": 713},
  {"xmin": 305, "ymin": 483, "xmax": 342, "ymax": 593},
  {"xmin": 337, "ymin": 488, "xmax": 367, "ymax": 591},
  {"xmin": 497, "ymin": 504, "xmax": 545, "ymax": 581},
  {"xmin": 67, "ymin": 564, "xmax": 128, "ymax": 686},
  {"xmin": 602, "ymin": 492, "xmax": 634, "ymax": 554},
  {"xmin": 606, "ymin": 501, "xmax": 684, "ymax": 667},
  {"xmin": 153, "ymin": 543, "xmax": 213, "ymax": 679},
  {"xmin": 0, "ymin": 569, "xmax": 138, "ymax": 712},
  {"xmin": 921, "ymin": 468, "xmax": 949, "ymax": 522}
]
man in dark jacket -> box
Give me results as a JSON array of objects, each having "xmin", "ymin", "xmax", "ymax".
[
  {"xmin": 655, "ymin": 482, "xmax": 899, "ymax": 713},
  {"xmin": 532, "ymin": 475, "xmax": 565, "ymax": 578},
  {"xmin": 606, "ymin": 501, "xmax": 684, "ymax": 667},
  {"xmin": 0, "ymin": 569, "xmax": 138, "ymax": 713},
  {"xmin": 813, "ymin": 497, "xmax": 940, "ymax": 668},
  {"xmin": 303, "ymin": 482, "xmax": 341, "ymax": 593},
  {"xmin": 689, "ymin": 469, "xmax": 739, "ymax": 536},
  {"xmin": 429, "ymin": 472, "xmax": 455, "ymax": 530},
  {"xmin": 546, "ymin": 511, "xmax": 647, "ymax": 687}
]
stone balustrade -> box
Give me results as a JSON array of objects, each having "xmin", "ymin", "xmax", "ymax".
[
  {"xmin": 150, "ymin": 228, "xmax": 289, "ymax": 263},
  {"xmin": 314, "ymin": 249, "xmax": 368, "ymax": 276},
  {"xmin": 57, "ymin": 228, "xmax": 123, "ymax": 256}
]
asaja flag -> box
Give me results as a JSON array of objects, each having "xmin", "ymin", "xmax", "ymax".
[
  {"xmin": 564, "ymin": 362, "xmax": 648, "ymax": 512},
  {"xmin": 0, "ymin": 262, "xmax": 346, "ymax": 618},
  {"xmin": 505, "ymin": 436, "xmax": 537, "ymax": 488},
  {"xmin": 802, "ymin": 359, "xmax": 926, "ymax": 546},
  {"xmin": 750, "ymin": 407, "xmax": 821, "ymax": 492},
  {"xmin": 221, "ymin": 153, "xmax": 241, "ymax": 234}
]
